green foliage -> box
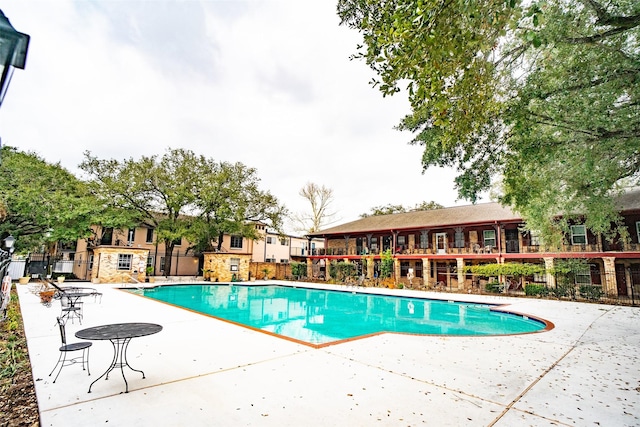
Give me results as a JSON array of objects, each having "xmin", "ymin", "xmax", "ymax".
[
  {"xmin": 81, "ymin": 149, "xmax": 287, "ymax": 275},
  {"xmin": 552, "ymin": 283, "xmax": 577, "ymax": 300},
  {"xmin": 0, "ymin": 292, "xmax": 29, "ymax": 391},
  {"xmin": 338, "ymin": 0, "xmax": 640, "ymax": 243},
  {"xmin": 552, "ymin": 258, "xmax": 589, "ymax": 286},
  {"xmin": 525, "ymin": 284, "xmax": 550, "ymax": 297},
  {"xmin": 0, "ymin": 146, "xmax": 112, "ymax": 252},
  {"xmin": 379, "ymin": 249, "xmax": 394, "ymax": 279},
  {"xmin": 290, "ymin": 261, "xmax": 307, "ymax": 279},
  {"xmin": 360, "ymin": 200, "xmax": 443, "ymax": 217},
  {"xmin": 81, "ymin": 148, "xmax": 201, "ymax": 275},
  {"xmin": 466, "ymin": 262, "xmax": 545, "ymax": 277},
  {"xmin": 189, "ymin": 160, "xmax": 287, "ymax": 253},
  {"xmin": 361, "ymin": 204, "xmax": 406, "ymax": 218},
  {"xmin": 329, "ymin": 261, "xmax": 357, "ymax": 281},
  {"xmin": 485, "ymin": 281, "xmax": 502, "ymax": 293},
  {"xmin": 579, "ymin": 285, "xmax": 604, "ymax": 301}
]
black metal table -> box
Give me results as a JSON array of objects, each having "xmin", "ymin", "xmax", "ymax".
[{"xmin": 75, "ymin": 323, "xmax": 162, "ymax": 393}]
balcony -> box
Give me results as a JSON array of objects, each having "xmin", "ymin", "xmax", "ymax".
[{"xmin": 313, "ymin": 240, "xmax": 640, "ymax": 258}]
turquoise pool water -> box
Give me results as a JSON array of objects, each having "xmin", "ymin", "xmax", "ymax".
[{"xmin": 129, "ymin": 284, "xmax": 546, "ymax": 345}]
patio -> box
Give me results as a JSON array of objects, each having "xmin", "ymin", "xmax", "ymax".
[{"xmin": 18, "ymin": 281, "xmax": 640, "ymax": 426}]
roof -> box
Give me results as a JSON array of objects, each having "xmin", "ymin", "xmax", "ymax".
[
  {"xmin": 310, "ymin": 202, "xmax": 521, "ymax": 236},
  {"xmin": 311, "ymin": 189, "xmax": 640, "ymax": 237},
  {"xmin": 614, "ymin": 188, "xmax": 640, "ymax": 211}
]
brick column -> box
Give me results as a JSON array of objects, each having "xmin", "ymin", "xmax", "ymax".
[
  {"xmin": 306, "ymin": 258, "xmax": 313, "ymax": 279},
  {"xmin": 367, "ymin": 257, "xmax": 374, "ymax": 279},
  {"xmin": 394, "ymin": 258, "xmax": 401, "ymax": 281},
  {"xmin": 602, "ymin": 257, "xmax": 617, "ymax": 296},
  {"xmin": 422, "ymin": 258, "xmax": 431, "ymax": 287},
  {"xmin": 543, "ymin": 257, "xmax": 555, "ymax": 288},
  {"xmin": 456, "ymin": 258, "xmax": 466, "ymax": 290}
]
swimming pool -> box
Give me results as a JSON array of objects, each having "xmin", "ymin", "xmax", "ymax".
[{"xmin": 128, "ymin": 284, "xmax": 549, "ymax": 346}]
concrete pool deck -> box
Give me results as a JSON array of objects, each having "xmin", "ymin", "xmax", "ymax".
[{"xmin": 17, "ymin": 281, "xmax": 640, "ymax": 426}]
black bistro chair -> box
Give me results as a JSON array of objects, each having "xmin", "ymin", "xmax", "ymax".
[
  {"xmin": 50, "ymin": 282, "xmax": 84, "ymax": 324},
  {"xmin": 49, "ymin": 317, "xmax": 92, "ymax": 383}
]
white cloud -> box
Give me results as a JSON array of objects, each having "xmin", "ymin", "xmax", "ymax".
[{"xmin": 0, "ymin": 0, "xmax": 484, "ymax": 233}]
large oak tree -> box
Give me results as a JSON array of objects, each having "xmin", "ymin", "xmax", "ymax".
[
  {"xmin": 0, "ymin": 146, "xmax": 131, "ymax": 253},
  {"xmin": 338, "ymin": 0, "xmax": 639, "ymax": 245},
  {"xmin": 81, "ymin": 148, "xmax": 286, "ymax": 274}
]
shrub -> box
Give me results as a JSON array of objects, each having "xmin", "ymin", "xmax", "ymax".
[
  {"xmin": 552, "ymin": 283, "xmax": 577, "ymax": 299},
  {"xmin": 579, "ymin": 285, "xmax": 604, "ymax": 301},
  {"xmin": 290, "ymin": 262, "xmax": 307, "ymax": 279},
  {"xmin": 524, "ymin": 284, "xmax": 550, "ymax": 297},
  {"xmin": 329, "ymin": 261, "xmax": 357, "ymax": 281},
  {"xmin": 485, "ymin": 281, "xmax": 502, "ymax": 293}
]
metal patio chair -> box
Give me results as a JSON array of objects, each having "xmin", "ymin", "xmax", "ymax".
[
  {"xmin": 59, "ymin": 293, "xmax": 83, "ymax": 324},
  {"xmin": 49, "ymin": 317, "xmax": 91, "ymax": 383}
]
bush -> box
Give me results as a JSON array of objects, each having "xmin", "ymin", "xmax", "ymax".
[
  {"xmin": 579, "ymin": 285, "xmax": 604, "ymax": 301},
  {"xmin": 552, "ymin": 283, "xmax": 577, "ymax": 299},
  {"xmin": 485, "ymin": 281, "xmax": 502, "ymax": 293},
  {"xmin": 290, "ymin": 262, "xmax": 307, "ymax": 279},
  {"xmin": 524, "ymin": 284, "xmax": 550, "ymax": 297}
]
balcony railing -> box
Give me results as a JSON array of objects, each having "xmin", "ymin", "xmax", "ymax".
[{"xmin": 312, "ymin": 241, "xmax": 640, "ymax": 257}]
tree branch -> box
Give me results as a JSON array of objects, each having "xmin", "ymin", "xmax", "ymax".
[{"xmin": 568, "ymin": 0, "xmax": 640, "ymax": 43}]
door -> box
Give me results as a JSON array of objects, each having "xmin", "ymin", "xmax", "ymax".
[
  {"xmin": 615, "ymin": 264, "xmax": 628, "ymax": 296},
  {"xmin": 435, "ymin": 233, "xmax": 447, "ymax": 254},
  {"xmin": 505, "ymin": 229, "xmax": 519, "ymax": 253}
]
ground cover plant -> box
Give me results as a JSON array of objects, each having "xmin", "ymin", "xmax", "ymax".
[{"xmin": 0, "ymin": 290, "xmax": 39, "ymax": 426}]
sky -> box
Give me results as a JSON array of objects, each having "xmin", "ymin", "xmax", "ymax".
[{"xmin": 0, "ymin": 0, "xmax": 484, "ymax": 234}]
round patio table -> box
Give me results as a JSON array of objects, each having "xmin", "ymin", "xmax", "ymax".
[{"xmin": 75, "ymin": 322, "xmax": 162, "ymax": 393}]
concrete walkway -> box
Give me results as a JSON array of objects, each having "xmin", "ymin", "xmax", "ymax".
[{"xmin": 17, "ymin": 281, "xmax": 640, "ymax": 426}]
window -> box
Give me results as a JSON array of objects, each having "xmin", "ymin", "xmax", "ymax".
[
  {"xmin": 88, "ymin": 254, "xmax": 94, "ymax": 270},
  {"xmin": 101, "ymin": 228, "xmax": 113, "ymax": 245},
  {"xmin": 146, "ymin": 228, "xmax": 154, "ymax": 243},
  {"xmin": 265, "ymin": 258, "xmax": 276, "ymax": 263},
  {"xmin": 160, "ymin": 257, "xmax": 166, "ymax": 274},
  {"xmin": 280, "ymin": 238, "xmax": 288, "ymax": 246},
  {"xmin": 533, "ymin": 272, "xmax": 546, "ymax": 283},
  {"xmin": 529, "ymin": 230, "xmax": 541, "ymax": 246},
  {"xmin": 636, "ymin": 221, "xmax": 640, "ymax": 243},
  {"xmin": 419, "ymin": 232, "xmax": 429, "ymax": 249},
  {"xmin": 397, "ymin": 236, "xmax": 406, "ymax": 246},
  {"xmin": 575, "ymin": 265, "xmax": 592, "ymax": 285},
  {"xmin": 400, "ymin": 261, "xmax": 410, "ymax": 277},
  {"xmin": 280, "ymin": 259, "xmax": 289, "ymax": 264},
  {"xmin": 266, "ymin": 236, "xmax": 274, "ymax": 244},
  {"xmin": 127, "ymin": 228, "xmax": 136, "ymax": 245},
  {"xmin": 571, "ymin": 225, "xmax": 587, "ymax": 245},
  {"xmin": 117, "ymin": 254, "xmax": 132, "ymax": 270},
  {"xmin": 370, "ymin": 237, "xmax": 378, "ymax": 251},
  {"xmin": 230, "ymin": 258, "xmax": 239, "ymax": 272},
  {"xmin": 146, "ymin": 257, "xmax": 154, "ymax": 268},
  {"xmin": 483, "ymin": 230, "xmax": 496, "ymax": 248},
  {"xmin": 230, "ymin": 235, "xmax": 243, "ymax": 249},
  {"xmin": 454, "ymin": 229, "xmax": 464, "ymax": 248},
  {"xmin": 173, "ymin": 237, "xmax": 182, "ymax": 246}
]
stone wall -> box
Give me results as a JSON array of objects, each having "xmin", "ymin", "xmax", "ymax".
[
  {"xmin": 92, "ymin": 247, "xmax": 150, "ymax": 284},
  {"xmin": 203, "ymin": 253, "xmax": 251, "ymax": 282}
]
